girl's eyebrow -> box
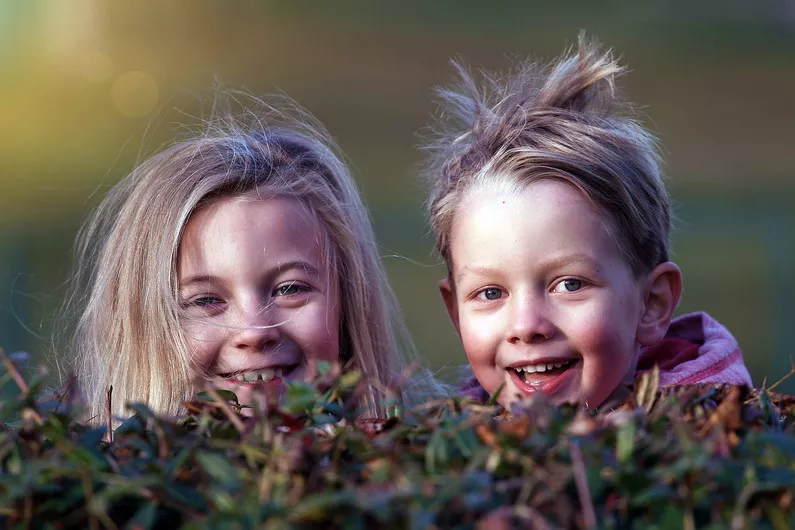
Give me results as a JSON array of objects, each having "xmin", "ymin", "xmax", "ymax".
[
  {"xmin": 179, "ymin": 275, "xmax": 220, "ymax": 289},
  {"xmin": 274, "ymin": 260, "xmax": 321, "ymax": 276},
  {"xmin": 181, "ymin": 261, "xmax": 320, "ymax": 284},
  {"xmin": 179, "ymin": 261, "xmax": 322, "ymax": 291}
]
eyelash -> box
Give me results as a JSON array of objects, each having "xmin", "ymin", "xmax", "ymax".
[
  {"xmin": 182, "ymin": 282, "xmax": 312, "ymax": 309},
  {"xmin": 472, "ymin": 277, "xmax": 588, "ymax": 301},
  {"xmin": 552, "ymin": 277, "xmax": 588, "ymax": 293},
  {"xmin": 474, "ymin": 287, "xmax": 503, "ymax": 301},
  {"xmin": 187, "ymin": 295, "xmax": 224, "ymax": 308},
  {"xmin": 274, "ymin": 282, "xmax": 312, "ymax": 297}
]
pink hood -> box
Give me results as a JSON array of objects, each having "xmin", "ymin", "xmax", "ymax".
[{"xmin": 636, "ymin": 311, "xmax": 752, "ymax": 387}]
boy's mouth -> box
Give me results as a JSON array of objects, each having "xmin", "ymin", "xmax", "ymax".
[{"xmin": 508, "ymin": 358, "xmax": 580, "ymax": 396}]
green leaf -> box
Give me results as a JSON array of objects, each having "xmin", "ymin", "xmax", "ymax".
[
  {"xmin": 289, "ymin": 490, "xmax": 356, "ymax": 522},
  {"xmin": 115, "ymin": 414, "xmax": 146, "ymax": 435},
  {"xmin": 487, "ymin": 383, "xmax": 505, "ymax": 406},
  {"xmin": 283, "ymin": 381, "xmax": 318, "ymax": 412},
  {"xmin": 196, "ymin": 451, "xmax": 239, "ymax": 486},
  {"xmin": 194, "ymin": 390, "xmax": 240, "ymax": 405},
  {"xmin": 338, "ymin": 371, "xmax": 362, "ymax": 390},
  {"xmin": 617, "ymin": 420, "xmax": 636, "ymax": 465},
  {"xmin": 124, "ymin": 502, "xmax": 158, "ymax": 530},
  {"xmin": 315, "ymin": 361, "xmax": 332, "ymax": 376}
]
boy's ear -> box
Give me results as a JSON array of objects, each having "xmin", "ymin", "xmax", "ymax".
[
  {"xmin": 636, "ymin": 261, "xmax": 683, "ymax": 346},
  {"xmin": 439, "ymin": 278, "xmax": 461, "ymax": 335}
]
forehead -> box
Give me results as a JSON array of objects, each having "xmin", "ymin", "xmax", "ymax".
[
  {"xmin": 179, "ymin": 195, "xmax": 327, "ymax": 270},
  {"xmin": 449, "ymin": 178, "xmax": 624, "ymax": 272}
]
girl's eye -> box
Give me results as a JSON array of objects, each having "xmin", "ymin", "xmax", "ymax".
[
  {"xmin": 180, "ymin": 295, "xmax": 225, "ymax": 315},
  {"xmin": 191, "ymin": 296, "xmax": 224, "ymax": 307},
  {"xmin": 553, "ymin": 278, "xmax": 584, "ymax": 293},
  {"xmin": 275, "ymin": 282, "xmax": 310, "ymax": 297},
  {"xmin": 477, "ymin": 287, "xmax": 504, "ymax": 301}
]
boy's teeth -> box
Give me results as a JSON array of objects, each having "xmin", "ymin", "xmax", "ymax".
[{"xmin": 515, "ymin": 360, "xmax": 573, "ymax": 375}]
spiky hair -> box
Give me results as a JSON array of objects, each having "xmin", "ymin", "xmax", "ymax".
[{"xmin": 423, "ymin": 34, "xmax": 670, "ymax": 275}]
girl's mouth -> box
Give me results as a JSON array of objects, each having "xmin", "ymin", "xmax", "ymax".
[
  {"xmin": 218, "ymin": 364, "xmax": 299, "ymax": 384},
  {"xmin": 508, "ymin": 359, "xmax": 580, "ymax": 396}
]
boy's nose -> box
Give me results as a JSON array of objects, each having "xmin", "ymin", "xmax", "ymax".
[
  {"xmin": 230, "ymin": 305, "xmax": 281, "ymax": 352},
  {"xmin": 507, "ymin": 297, "xmax": 556, "ymax": 344}
]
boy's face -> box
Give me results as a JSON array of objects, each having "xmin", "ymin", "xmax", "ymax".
[
  {"xmin": 178, "ymin": 195, "xmax": 340, "ymax": 407},
  {"xmin": 441, "ymin": 179, "xmax": 646, "ymax": 409}
]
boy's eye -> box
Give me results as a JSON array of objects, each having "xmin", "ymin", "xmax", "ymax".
[
  {"xmin": 553, "ymin": 278, "xmax": 584, "ymax": 293},
  {"xmin": 478, "ymin": 287, "xmax": 504, "ymax": 301}
]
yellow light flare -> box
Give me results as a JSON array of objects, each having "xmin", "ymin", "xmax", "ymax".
[
  {"xmin": 111, "ymin": 70, "xmax": 159, "ymax": 118},
  {"xmin": 81, "ymin": 52, "xmax": 113, "ymax": 84}
]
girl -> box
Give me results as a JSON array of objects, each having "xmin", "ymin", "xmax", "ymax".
[
  {"xmin": 61, "ymin": 96, "xmax": 436, "ymax": 424},
  {"xmin": 422, "ymin": 36, "xmax": 751, "ymax": 409}
]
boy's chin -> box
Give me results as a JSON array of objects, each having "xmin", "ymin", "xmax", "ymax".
[{"xmin": 497, "ymin": 362, "xmax": 583, "ymax": 408}]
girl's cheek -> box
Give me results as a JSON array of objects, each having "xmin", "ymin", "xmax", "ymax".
[{"xmin": 184, "ymin": 322, "xmax": 225, "ymax": 346}]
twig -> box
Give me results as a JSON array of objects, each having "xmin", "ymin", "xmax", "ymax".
[
  {"xmin": 570, "ymin": 441, "xmax": 597, "ymax": 530},
  {"xmin": 204, "ymin": 385, "xmax": 246, "ymax": 433},
  {"xmin": 515, "ymin": 505, "xmax": 562, "ymax": 530},
  {"xmin": 766, "ymin": 355, "xmax": 795, "ymax": 393},
  {"xmin": 106, "ymin": 386, "xmax": 113, "ymax": 444},
  {"xmin": 0, "ymin": 346, "xmax": 29, "ymax": 396}
]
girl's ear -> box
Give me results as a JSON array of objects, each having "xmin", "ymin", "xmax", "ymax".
[
  {"xmin": 636, "ymin": 261, "xmax": 683, "ymax": 346},
  {"xmin": 439, "ymin": 278, "xmax": 461, "ymax": 335}
]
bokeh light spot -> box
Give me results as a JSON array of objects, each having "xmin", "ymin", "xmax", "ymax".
[{"xmin": 111, "ymin": 71, "xmax": 159, "ymax": 118}]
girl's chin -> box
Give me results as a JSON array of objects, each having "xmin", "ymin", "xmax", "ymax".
[{"xmin": 206, "ymin": 367, "xmax": 306, "ymax": 409}]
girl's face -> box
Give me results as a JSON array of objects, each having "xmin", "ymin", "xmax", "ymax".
[
  {"xmin": 177, "ymin": 195, "xmax": 340, "ymax": 406},
  {"xmin": 440, "ymin": 179, "xmax": 646, "ymax": 409}
]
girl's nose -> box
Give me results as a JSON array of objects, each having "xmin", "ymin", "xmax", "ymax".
[
  {"xmin": 507, "ymin": 297, "xmax": 557, "ymax": 344},
  {"xmin": 230, "ymin": 304, "xmax": 281, "ymax": 352}
]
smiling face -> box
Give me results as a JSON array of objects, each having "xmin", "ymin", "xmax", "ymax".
[
  {"xmin": 441, "ymin": 179, "xmax": 647, "ymax": 409},
  {"xmin": 177, "ymin": 195, "xmax": 340, "ymax": 407}
]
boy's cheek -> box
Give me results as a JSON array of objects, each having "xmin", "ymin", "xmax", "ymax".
[
  {"xmin": 577, "ymin": 320, "xmax": 637, "ymax": 406},
  {"xmin": 459, "ymin": 321, "xmax": 503, "ymax": 394},
  {"xmin": 458, "ymin": 315, "xmax": 498, "ymax": 361}
]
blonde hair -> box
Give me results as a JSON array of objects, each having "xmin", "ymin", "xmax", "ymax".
[
  {"xmin": 62, "ymin": 96, "xmax": 433, "ymax": 423},
  {"xmin": 423, "ymin": 35, "xmax": 670, "ymax": 275}
]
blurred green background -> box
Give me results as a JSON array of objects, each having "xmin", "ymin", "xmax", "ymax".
[{"xmin": 1, "ymin": 1, "xmax": 794, "ymax": 393}]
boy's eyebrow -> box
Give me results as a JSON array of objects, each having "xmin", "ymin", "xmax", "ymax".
[
  {"xmin": 456, "ymin": 265, "xmax": 499, "ymax": 283},
  {"xmin": 539, "ymin": 253, "xmax": 599, "ymax": 271},
  {"xmin": 456, "ymin": 253, "xmax": 598, "ymax": 283}
]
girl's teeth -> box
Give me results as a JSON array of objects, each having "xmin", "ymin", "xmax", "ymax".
[{"xmin": 232, "ymin": 368, "xmax": 282, "ymax": 383}]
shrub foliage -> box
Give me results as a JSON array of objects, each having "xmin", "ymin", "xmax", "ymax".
[{"xmin": 1, "ymin": 349, "xmax": 794, "ymax": 529}]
